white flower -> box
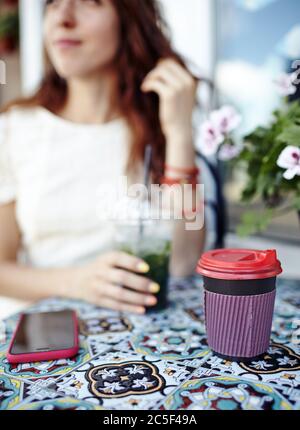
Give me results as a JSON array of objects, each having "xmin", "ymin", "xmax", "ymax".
[
  {"xmin": 277, "ymin": 146, "xmax": 300, "ymax": 180},
  {"xmin": 124, "ymin": 365, "xmax": 147, "ymax": 375},
  {"xmin": 199, "ymin": 120, "xmax": 225, "ymax": 156},
  {"xmin": 132, "ymin": 377, "xmax": 155, "ymax": 389},
  {"xmin": 210, "ymin": 105, "xmax": 242, "ymax": 134},
  {"xmin": 268, "ymin": 347, "xmax": 284, "ymax": 355},
  {"xmin": 276, "ymin": 357, "xmax": 298, "ymax": 366},
  {"xmin": 95, "ymin": 368, "xmax": 118, "ymax": 379},
  {"xmin": 274, "ymin": 73, "xmax": 298, "ymax": 97},
  {"xmin": 218, "ymin": 143, "xmax": 243, "ymax": 161},
  {"xmin": 252, "ymin": 360, "xmax": 273, "ymax": 370},
  {"xmin": 103, "ymin": 381, "xmax": 124, "ymax": 394}
]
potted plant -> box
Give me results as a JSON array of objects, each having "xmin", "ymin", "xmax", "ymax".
[{"xmin": 199, "ymin": 72, "xmax": 300, "ymax": 237}]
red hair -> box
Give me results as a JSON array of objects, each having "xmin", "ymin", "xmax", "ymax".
[{"xmin": 1, "ymin": 0, "xmax": 195, "ymax": 184}]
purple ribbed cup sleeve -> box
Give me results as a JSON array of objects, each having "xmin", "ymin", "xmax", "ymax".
[{"xmin": 204, "ymin": 289, "xmax": 276, "ymax": 358}]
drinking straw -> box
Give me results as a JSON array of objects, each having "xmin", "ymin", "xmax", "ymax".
[{"xmin": 138, "ymin": 144, "xmax": 152, "ymax": 240}]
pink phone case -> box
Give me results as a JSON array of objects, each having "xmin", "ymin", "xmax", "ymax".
[{"xmin": 6, "ymin": 311, "xmax": 79, "ymax": 364}]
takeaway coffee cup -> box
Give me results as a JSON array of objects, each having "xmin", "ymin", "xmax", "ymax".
[{"xmin": 197, "ymin": 249, "xmax": 282, "ymax": 362}]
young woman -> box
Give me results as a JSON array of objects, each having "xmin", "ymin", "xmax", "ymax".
[{"xmin": 0, "ymin": 0, "xmax": 206, "ymax": 314}]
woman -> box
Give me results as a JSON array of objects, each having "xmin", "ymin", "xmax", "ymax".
[{"xmin": 0, "ymin": 0, "xmax": 205, "ymax": 315}]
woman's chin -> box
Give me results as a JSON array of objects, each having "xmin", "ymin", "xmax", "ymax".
[{"xmin": 54, "ymin": 67, "xmax": 92, "ymax": 80}]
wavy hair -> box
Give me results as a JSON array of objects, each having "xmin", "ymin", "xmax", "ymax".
[{"xmin": 2, "ymin": 0, "xmax": 196, "ymax": 183}]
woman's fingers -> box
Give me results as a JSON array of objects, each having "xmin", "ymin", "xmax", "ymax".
[
  {"xmin": 106, "ymin": 267, "xmax": 160, "ymax": 294},
  {"xmin": 143, "ymin": 66, "xmax": 180, "ymax": 90},
  {"xmin": 102, "ymin": 251, "xmax": 150, "ymax": 275},
  {"xmin": 141, "ymin": 78, "xmax": 172, "ymax": 98},
  {"xmin": 142, "ymin": 58, "xmax": 195, "ymax": 91},
  {"xmin": 92, "ymin": 251, "xmax": 160, "ymax": 312},
  {"xmin": 98, "ymin": 297, "xmax": 146, "ymax": 315},
  {"xmin": 159, "ymin": 58, "xmax": 196, "ymax": 86},
  {"xmin": 101, "ymin": 282, "xmax": 157, "ymax": 307}
]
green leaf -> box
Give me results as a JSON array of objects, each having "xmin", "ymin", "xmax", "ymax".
[
  {"xmin": 236, "ymin": 209, "xmax": 274, "ymax": 237},
  {"xmin": 241, "ymin": 179, "xmax": 257, "ymax": 202},
  {"xmin": 292, "ymin": 196, "xmax": 300, "ymax": 211},
  {"xmin": 231, "ymin": 100, "xmax": 300, "ymax": 210},
  {"xmin": 277, "ymin": 125, "xmax": 300, "ymax": 147},
  {"xmin": 244, "ymin": 126, "xmax": 268, "ymax": 141}
]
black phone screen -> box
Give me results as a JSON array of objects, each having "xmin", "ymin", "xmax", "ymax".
[{"xmin": 10, "ymin": 310, "xmax": 76, "ymax": 355}]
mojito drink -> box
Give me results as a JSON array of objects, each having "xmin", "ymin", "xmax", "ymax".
[{"xmin": 115, "ymin": 219, "xmax": 173, "ymax": 312}]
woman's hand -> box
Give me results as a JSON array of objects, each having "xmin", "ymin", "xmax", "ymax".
[
  {"xmin": 141, "ymin": 58, "xmax": 198, "ymax": 142},
  {"xmin": 67, "ymin": 251, "xmax": 159, "ymax": 314}
]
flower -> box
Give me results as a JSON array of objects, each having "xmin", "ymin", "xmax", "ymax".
[
  {"xmin": 199, "ymin": 120, "xmax": 224, "ymax": 156},
  {"xmin": 132, "ymin": 377, "xmax": 155, "ymax": 389},
  {"xmin": 210, "ymin": 105, "xmax": 242, "ymax": 134},
  {"xmin": 276, "ymin": 357, "xmax": 298, "ymax": 366},
  {"xmin": 274, "ymin": 72, "xmax": 298, "ymax": 97},
  {"xmin": 124, "ymin": 365, "xmax": 147, "ymax": 375},
  {"xmin": 218, "ymin": 143, "xmax": 243, "ymax": 161},
  {"xmin": 277, "ymin": 146, "xmax": 300, "ymax": 180},
  {"xmin": 252, "ymin": 360, "xmax": 273, "ymax": 370},
  {"xmin": 199, "ymin": 105, "xmax": 242, "ymax": 157}
]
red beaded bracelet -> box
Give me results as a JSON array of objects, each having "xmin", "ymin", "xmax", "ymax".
[
  {"xmin": 160, "ymin": 176, "xmax": 198, "ymax": 189},
  {"xmin": 164, "ymin": 164, "xmax": 200, "ymax": 176}
]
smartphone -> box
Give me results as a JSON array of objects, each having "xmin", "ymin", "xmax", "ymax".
[{"xmin": 7, "ymin": 310, "xmax": 79, "ymax": 364}]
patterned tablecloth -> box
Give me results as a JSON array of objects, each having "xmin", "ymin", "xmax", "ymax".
[{"xmin": 0, "ymin": 276, "xmax": 299, "ymax": 411}]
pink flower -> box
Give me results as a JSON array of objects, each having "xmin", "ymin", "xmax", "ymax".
[
  {"xmin": 218, "ymin": 143, "xmax": 243, "ymax": 161},
  {"xmin": 199, "ymin": 120, "xmax": 224, "ymax": 156},
  {"xmin": 277, "ymin": 146, "xmax": 300, "ymax": 180},
  {"xmin": 210, "ymin": 105, "xmax": 242, "ymax": 135},
  {"xmin": 274, "ymin": 72, "xmax": 297, "ymax": 97},
  {"xmin": 199, "ymin": 105, "xmax": 242, "ymax": 157}
]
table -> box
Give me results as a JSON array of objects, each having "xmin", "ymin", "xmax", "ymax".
[{"xmin": 0, "ymin": 276, "xmax": 299, "ymax": 410}]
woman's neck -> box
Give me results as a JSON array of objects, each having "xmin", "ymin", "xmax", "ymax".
[{"xmin": 59, "ymin": 71, "xmax": 120, "ymax": 125}]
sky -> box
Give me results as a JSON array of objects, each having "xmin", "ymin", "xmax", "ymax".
[{"xmin": 218, "ymin": 0, "xmax": 300, "ymax": 65}]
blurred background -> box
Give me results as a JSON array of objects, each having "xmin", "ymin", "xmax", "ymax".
[{"xmin": 0, "ymin": 0, "xmax": 299, "ymax": 295}]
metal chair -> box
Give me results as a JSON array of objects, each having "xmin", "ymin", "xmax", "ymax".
[{"xmin": 194, "ymin": 76, "xmax": 227, "ymax": 249}]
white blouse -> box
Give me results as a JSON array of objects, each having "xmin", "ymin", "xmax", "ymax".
[{"xmin": 0, "ymin": 106, "xmax": 139, "ymax": 269}]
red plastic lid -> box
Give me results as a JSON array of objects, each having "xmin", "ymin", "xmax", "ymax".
[{"xmin": 197, "ymin": 248, "xmax": 282, "ymax": 280}]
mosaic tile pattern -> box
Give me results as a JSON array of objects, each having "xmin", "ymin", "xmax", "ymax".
[{"xmin": 0, "ymin": 276, "xmax": 299, "ymax": 410}]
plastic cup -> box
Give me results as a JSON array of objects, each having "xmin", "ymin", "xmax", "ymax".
[
  {"xmin": 197, "ymin": 248, "xmax": 282, "ymax": 362},
  {"xmin": 114, "ymin": 218, "xmax": 173, "ymax": 312}
]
